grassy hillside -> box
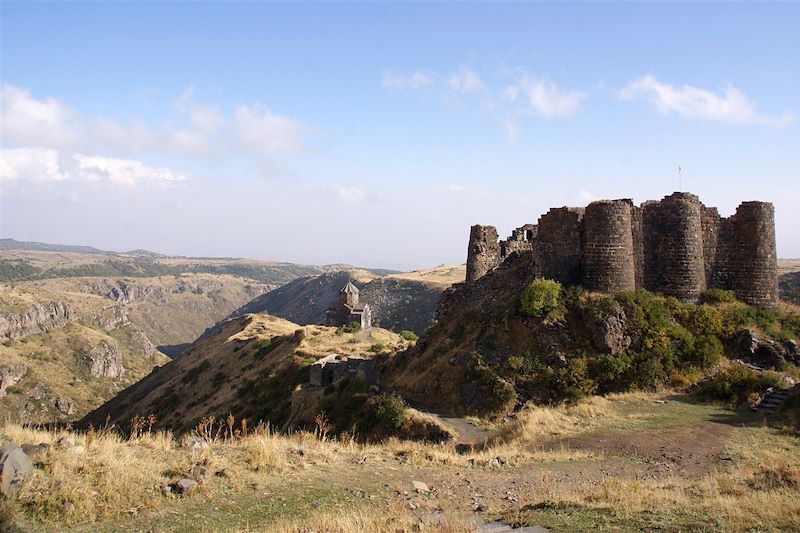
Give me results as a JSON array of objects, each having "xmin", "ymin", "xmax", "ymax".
[
  {"xmin": 3, "ymin": 391, "xmax": 799, "ymax": 532},
  {"xmin": 0, "ymin": 274, "xmax": 273, "ymax": 421},
  {"xmin": 79, "ymin": 314, "xmax": 416, "ymax": 435}
]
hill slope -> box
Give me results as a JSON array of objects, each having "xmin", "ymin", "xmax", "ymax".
[
  {"xmin": 221, "ymin": 265, "xmax": 465, "ymax": 336},
  {"xmin": 384, "ymin": 253, "xmax": 800, "ymax": 417},
  {"xmin": 79, "ymin": 314, "xmax": 411, "ymax": 434}
]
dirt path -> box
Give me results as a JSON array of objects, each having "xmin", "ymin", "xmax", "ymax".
[
  {"xmin": 544, "ymin": 419, "xmax": 735, "ymax": 479},
  {"xmin": 421, "ymin": 410, "xmax": 491, "ymax": 446}
]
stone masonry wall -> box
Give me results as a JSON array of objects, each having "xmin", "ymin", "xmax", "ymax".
[
  {"xmin": 730, "ymin": 202, "xmax": 779, "ymax": 309},
  {"xmin": 537, "ymin": 208, "xmax": 583, "ymax": 285},
  {"xmin": 466, "ymin": 225, "xmax": 501, "ymax": 283},
  {"xmin": 581, "ymin": 200, "xmax": 636, "ymax": 292},
  {"xmin": 463, "ymin": 192, "xmax": 778, "ymax": 309},
  {"xmin": 500, "ymin": 224, "xmax": 537, "ymax": 259}
]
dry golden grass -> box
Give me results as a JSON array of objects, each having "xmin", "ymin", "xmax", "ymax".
[{"xmin": 387, "ymin": 264, "xmax": 465, "ymax": 288}]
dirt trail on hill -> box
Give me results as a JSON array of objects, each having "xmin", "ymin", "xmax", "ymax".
[
  {"xmin": 544, "ymin": 419, "xmax": 735, "ymax": 479},
  {"xmin": 421, "ymin": 411, "xmax": 491, "ymax": 446}
]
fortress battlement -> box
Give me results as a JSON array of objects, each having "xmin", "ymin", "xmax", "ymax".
[{"xmin": 466, "ymin": 192, "xmax": 778, "ymax": 309}]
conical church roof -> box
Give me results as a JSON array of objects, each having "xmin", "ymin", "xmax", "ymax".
[{"xmin": 341, "ymin": 281, "xmax": 359, "ymax": 294}]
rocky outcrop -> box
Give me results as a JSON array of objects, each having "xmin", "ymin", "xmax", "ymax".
[
  {"xmin": 588, "ymin": 309, "xmax": 631, "ymax": 355},
  {"xmin": 82, "ymin": 279, "xmax": 227, "ymax": 305},
  {"xmin": 86, "ymin": 305, "xmax": 130, "ymax": 331},
  {"xmin": 730, "ymin": 329, "xmax": 799, "ymax": 370},
  {"xmin": 0, "ymin": 442, "xmax": 33, "ymax": 497},
  {"xmin": 54, "ymin": 396, "xmax": 75, "ymax": 415},
  {"xmin": 0, "ymin": 301, "xmax": 74, "ymax": 339},
  {"xmin": 130, "ymin": 326, "xmax": 158, "ymax": 360},
  {"xmin": 0, "ymin": 364, "xmax": 27, "ymax": 398},
  {"xmin": 85, "ymin": 341, "xmax": 125, "ymax": 379}
]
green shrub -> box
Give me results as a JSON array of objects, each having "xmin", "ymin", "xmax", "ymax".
[
  {"xmin": 549, "ymin": 357, "xmax": 597, "ymax": 402},
  {"xmin": 696, "ymin": 365, "xmax": 781, "ymax": 407},
  {"xmin": 368, "ymin": 342, "xmax": 386, "ymax": 353},
  {"xmin": 399, "ymin": 330, "xmax": 418, "ymax": 341},
  {"xmin": 688, "ymin": 304, "xmax": 725, "ymax": 337},
  {"xmin": 343, "ymin": 321, "xmax": 361, "ymax": 333},
  {"xmin": 521, "ymin": 278, "xmax": 563, "ymax": 320},
  {"xmin": 688, "ymin": 335, "xmax": 724, "ymax": 368},
  {"xmin": 506, "ymin": 355, "xmax": 525, "ymax": 371},
  {"xmin": 362, "ymin": 394, "xmax": 406, "ymax": 433},
  {"xmin": 701, "ymin": 288, "xmax": 736, "ymax": 304},
  {"xmin": 592, "ymin": 352, "xmax": 634, "ymax": 393},
  {"xmin": 724, "ymin": 304, "xmax": 778, "ymax": 333}
]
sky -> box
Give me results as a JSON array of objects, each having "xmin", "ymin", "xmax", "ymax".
[{"xmin": 1, "ymin": 2, "xmax": 799, "ymax": 270}]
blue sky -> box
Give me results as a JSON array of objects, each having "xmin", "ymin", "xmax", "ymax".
[{"xmin": 2, "ymin": 2, "xmax": 799, "ymax": 269}]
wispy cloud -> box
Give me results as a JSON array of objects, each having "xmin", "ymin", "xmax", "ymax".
[
  {"xmin": 332, "ymin": 184, "xmax": 366, "ymax": 204},
  {"xmin": 619, "ymin": 75, "xmax": 792, "ymax": 126},
  {"xmin": 1, "ymin": 83, "xmax": 310, "ymax": 158},
  {"xmin": 381, "ymin": 72, "xmax": 434, "ymax": 91},
  {"xmin": 1, "ymin": 84, "xmax": 80, "ymax": 149},
  {"xmin": 446, "ymin": 67, "xmax": 485, "ymax": 95},
  {"xmin": 504, "ymin": 77, "xmax": 587, "ymax": 118},
  {"xmin": 0, "ymin": 147, "xmax": 186, "ymax": 186},
  {"xmin": 381, "ymin": 66, "xmax": 587, "ymax": 137}
]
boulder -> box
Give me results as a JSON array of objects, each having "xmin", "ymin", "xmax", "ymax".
[
  {"xmin": 589, "ymin": 310, "xmax": 631, "ymax": 355},
  {"xmin": 21, "ymin": 443, "xmax": 49, "ymax": 462},
  {"xmin": 412, "ymin": 480, "xmax": 429, "ymax": 493},
  {"xmin": 731, "ymin": 330, "xmax": 789, "ymax": 370},
  {"xmin": 0, "ymin": 364, "xmax": 27, "ymax": 398},
  {"xmin": 189, "ymin": 465, "xmax": 208, "ymax": 484},
  {"xmin": 173, "ymin": 478, "xmax": 197, "ymax": 495},
  {"xmin": 0, "ymin": 443, "xmax": 33, "ymax": 497},
  {"xmin": 55, "ymin": 396, "xmax": 75, "ymax": 415}
]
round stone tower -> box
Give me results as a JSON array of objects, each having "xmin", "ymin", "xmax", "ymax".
[
  {"xmin": 582, "ymin": 199, "xmax": 636, "ymax": 292},
  {"xmin": 652, "ymin": 192, "xmax": 706, "ymax": 303},
  {"xmin": 731, "ymin": 201, "xmax": 778, "ymax": 310},
  {"xmin": 466, "ymin": 225, "xmax": 500, "ymax": 283}
]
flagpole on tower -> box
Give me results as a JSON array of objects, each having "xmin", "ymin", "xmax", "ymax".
[{"xmin": 678, "ymin": 165, "xmax": 682, "ymax": 192}]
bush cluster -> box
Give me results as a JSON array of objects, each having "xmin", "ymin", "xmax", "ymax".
[
  {"xmin": 521, "ymin": 278, "xmax": 564, "ymax": 321},
  {"xmin": 317, "ymin": 377, "xmax": 407, "ymax": 439},
  {"xmin": 696, "ymin": 366, "xmax": 782, "ymax": 407}
]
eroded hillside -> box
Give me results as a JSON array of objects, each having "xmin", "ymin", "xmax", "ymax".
[
  {"xmin": 79, "ymin": 314, "xmax": 416, "ymax": 435},
  {"xmin": 222, "ymin": 265, "xmax": 465, "ymax": 335}
]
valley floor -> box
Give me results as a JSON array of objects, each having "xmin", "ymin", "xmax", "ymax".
[{"xmin": 2, "ymin": 392, "xmax": 799, "ymax": 532}]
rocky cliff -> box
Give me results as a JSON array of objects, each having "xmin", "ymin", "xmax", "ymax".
[{"xmin": 0, "ymin": 301, "xmax": 74, "ymax": 339}]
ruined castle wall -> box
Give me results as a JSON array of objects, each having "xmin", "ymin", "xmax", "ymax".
[
  {"xmin": 466, "ymin": 225, "xmax": 501, "ymax": 283},
  {"xmin": 711, "ymin": 216, "xmax": 735, "ymax": 289},
  {"xmin": 631, "ymin": 205, "xmax": 645, "ymax": 289},
  {"xmin": 537, "ymin": 208, "xmax": 583, "ymax": 285},
  {"xmin": 582, "ymin": 200, "xmax": 636, "ymax": 292},
  {"xmin": 643, "ymin": 193, "xmax": 706, "ymax": 303},
  {"xmin": 730, "ymin": 202, "xmax": 778, "ymax": 309},
  {"xmin": 701, "ymin": 207, "xmax": 721, "ymax": 288},
  {"xmin": 500, "ymin": 224, "xmax": 537, "ymax": 259}
]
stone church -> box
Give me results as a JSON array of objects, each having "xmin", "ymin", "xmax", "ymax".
[{"xmin": 325, "ymin": 281, "xmax": 372, "ymax": 330}]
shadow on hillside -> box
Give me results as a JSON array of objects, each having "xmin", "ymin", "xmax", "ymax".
[
  {"xmin": 157, "ymin": 343, "xmax": 191, "ymax": 358},
  {"xmin": 663, "ymin": 393, "xmax": 765, "ymax": 427}
]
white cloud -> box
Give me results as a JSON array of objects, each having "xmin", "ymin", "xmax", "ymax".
[
  {"xmin": 1, "ymin": 83, "xmax": 310, "ymax": 158},
  {"xmin": 332, "ymin": 185, "xmax": 366, "ymax": 203},
  {"xmin": 234, "ymin": 104, "xmax": 306, "ymax": 156},
  {"xmin": 0, "ymin": 147, "xmax": 185, "ymax": 186},
  {"xmin": 381, "ymin": 72, "xmax": 434, "ymax": 91},
  {"xmin": 619, "ymin": 75, "xmax": 792, "ymax": 126},
  {"xmin": 505, "ymin": 77, "xmax": 587, "ymax": 118},
  {"xmin": 1, "ymin": 84, "xmax": 80, "ymax": 149},
  {"xmin": 447, "ymin": 67, "xmax": 485, "ymax": 95},
  {"xmin": 575, "ymin": 189, "xmax": 599, "ymax": 203}
]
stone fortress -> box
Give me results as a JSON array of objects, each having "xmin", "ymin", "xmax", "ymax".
[{"xmin": 466, "ymin": 192, "xmax": 779, "ymax": 309}]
